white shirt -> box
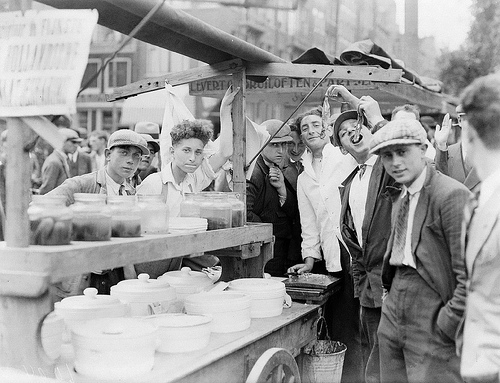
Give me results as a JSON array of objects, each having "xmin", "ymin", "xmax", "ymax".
[
  {"xmin": 349, "ymin": 155, "xmax": 378, "ymax": 244},
  {"xmin": 399, "ymin": 166, "xmax": 427, "ymax": 268},
  {"xmin": 105, "ymin": 171, "xmax": 127, "ymax": 196},
  {"xmin": 136, "ymin": 157, "xmax": 216, "ymax": 217},
  {"xmin": 297, "ymin": 143, "xmax": 357, "ymax": 272},
  {"xmin": 94, "ymin": 152, "xmax": 106, "ymax": 170},
  {"xmin": 477, "ymin": 166, "xmax": 500, "ymax": 209},
  {"xmin": 68, "ymin": 151, "xmax": 78, "ymax": 163}
]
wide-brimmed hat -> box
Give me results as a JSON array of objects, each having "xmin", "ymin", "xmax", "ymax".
[
  {"xmin": 134, "ymin": 121, "xmax": 160, "ymax": 141},
  {"xmin": 59, "ymin": 128, "xmax": 82, "ymax": 143},
  {"xmin": 332, "ymin": 110, "xmax": 359, "ymax": 147},
  {"xmin": 107, "ymin": 129, "xmax": 149, "ymax": 155},
  {"xmin": 140, "ymin": 133, "xmax": 160, "ymax": 154},
  {"xmin": 370, "ymin": 119, "xmax": 427, "ymax": 154},
  {"xmin": 261, "ymin": 119, "xmax": 293, "ymax": 143}
]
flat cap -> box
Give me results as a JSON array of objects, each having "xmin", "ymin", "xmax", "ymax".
[
  {"xmin": 370, "ymin": 119, "xmax": 427, "ymax": 154},
  {"xmin": 107, "ymin": 129, "xmax": 149, "ymax": 155}
]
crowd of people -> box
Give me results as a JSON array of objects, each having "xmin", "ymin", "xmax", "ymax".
[{"xmin": 0, "ymin": 73, "xmax": 499, "ymax": 382}]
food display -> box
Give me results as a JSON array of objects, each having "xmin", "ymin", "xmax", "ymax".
[
  {"xmin": 108, "ymin": 195, "xmax": 142, "ymax": 238},
  {"xmin": 137, "ymin": 194, "xmax": 169, "ymax": 234},
  {"xmin": 71, "ymin": 193, "xmax": 111, "ymax": 241},
  {"xmin": 28, "ymin": 195, "xmax": 73, "ymax": 245}
]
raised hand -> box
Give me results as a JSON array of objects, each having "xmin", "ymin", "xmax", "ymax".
[{"xmin": 435, "ymin": 113, "xmax": 452, "ymax": 151}]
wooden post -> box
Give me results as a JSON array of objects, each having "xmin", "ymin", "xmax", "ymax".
[
  {"xmin": 231, "ymin": 67, "xmax": 247, "ymax": 223},
  {"xmin": 1, "ymin": 118, "xmax": 54, "ymax": 376}
]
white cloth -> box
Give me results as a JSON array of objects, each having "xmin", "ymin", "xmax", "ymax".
[
  {"xmin": 478, "ymin": 167, "xmax": 500, "ymax": 210},
  {"xmin": 137, "ymin": 157, "xmax": 216, "ymax": 217},
  {"xmin": 349, "ymin": 155, "xmax": 377, "ymax": 244},
  {"xmin": 399, "ymin": 166, "xmax": 427, "ymax": 268},
  {"xmin": 297, "ymin": 143, "xmax": 357, "ymax": 272},
  {"xmin": 105, "ymin": 171, "xmax": 125, "ymax": 196}
]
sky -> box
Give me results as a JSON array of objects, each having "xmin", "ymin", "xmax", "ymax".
[{"xmin": 395, "ymin": 0, "xmax": 474, "ymax": 51}]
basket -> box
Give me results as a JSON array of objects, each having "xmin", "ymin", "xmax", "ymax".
[{"xmin": 302, "ymin": 316, "xmax": 346, "ymax": 383}]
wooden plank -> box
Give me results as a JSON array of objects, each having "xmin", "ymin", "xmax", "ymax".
[
  {"xmin": 5, "ymin": 118, "xmax": 36, "ymax": 248},
  {"xmin": 245, "ymin": 63, "xmax": 402, "ymax": 83},
  {"xmin": 106, "ymin": 59, "xmax": 244, "ymax": 101},
  {"xmin": 0, "ymin": 224, "xmax": 273, "ymax": 287},
  {"xmin": 55, "ymin": 303, "xmax": 321, "ymax": 383}
]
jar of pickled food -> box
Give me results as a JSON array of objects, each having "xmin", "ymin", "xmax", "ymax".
[
  {"xmin": 137, "ymin": 194, "xmax": 169, "ymax": 234},
  {"xmin": 107, "ymin": 195, "xmax": 142, "ymax": 238},
  {"xmin": 179, "ymin": 193, "xmax": 202, "ymax": 218},
  {"xmin": 227, "ymin": 192, "xmax": 245, "ymax": 227},
  {"xmin": 71, "ymin": 193, "xmax": 111, "ymax": 241},
  {"xmin": 28, "ymin": 195, "xmax": 73, "ymax": 245},
  {"xmin": 199, "ymin": 192, "xmax": 232, "ymax": 230}
]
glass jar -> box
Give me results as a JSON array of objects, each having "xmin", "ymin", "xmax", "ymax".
[
  {"xmin": 179, "ymin": 193, "xmax": 202, "ymax": 218},
  {"xmin": 227, "ymin": 192, "xmax": 245, "ymax": 227},
  {"xmin": 107, "ymin": 195, "xmax": 142, "ymax": 237},
  {"xmin": 199, "ymin": 192, "xmax": 232, "ymax": 230},
  {"xmin": 28, "ymin": 195, "xmax": 73, "ymax": 245},
  {"xmin": 71, "ymin": 193, "xmax": 111, "ymax": 241},
  {"xmin": 137, "ymin": 195, "xmax": 169, "ymax": 234}
]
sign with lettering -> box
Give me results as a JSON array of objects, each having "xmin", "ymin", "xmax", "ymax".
[
  {"xmin": 0, "ymin": 9, "xmax": 98, "ymax": 117},
  {"xmin": 189, "ymin": 77, "xmax": 376, "ymax": 97}
]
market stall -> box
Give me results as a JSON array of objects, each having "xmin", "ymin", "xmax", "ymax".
[{"xmin": 0, "ymin": 1, "xmax": 455, "ymax": 382}]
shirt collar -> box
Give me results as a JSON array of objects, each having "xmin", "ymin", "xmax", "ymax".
[
  {"xmin": 402, "ymin": 166, "xmax": 427, "ymax": 197},
  {"xmin": 362, "ymin": 154, "xmax": 377, "ymax": 167}
]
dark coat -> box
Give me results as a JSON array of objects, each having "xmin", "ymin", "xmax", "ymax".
[
  {"xmin": 382, "ymin": 163, "xmax": 471, "ymax": 340},
  {"xmin": 435, "ymin": 142, "xmax": 480, "ymax": 191},
  {"xmin": 40, "ymin": 151, "xmax": 70, "ymax": 194},
  {"xmin": 68, "ymin": 151, "xmax": 93, "ymax": 178},
  {"xmin": 339, "ymin": 157, "xmax": 399, "ymax": 308}
]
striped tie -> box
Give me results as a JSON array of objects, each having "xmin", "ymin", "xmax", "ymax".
[
  {"xmin": 463, "ymin": 190, "xmax": 480, "ymax": 253},
  {"xmin": 390, "ymin": 193, "xmax": 411, "ymax": 266}
]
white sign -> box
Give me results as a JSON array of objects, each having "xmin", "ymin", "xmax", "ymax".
[{"xmin": 0, "ymin": 9, "xmax": 98, "ymax": 117}]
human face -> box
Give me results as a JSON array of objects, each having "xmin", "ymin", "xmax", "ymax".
[
  {"xmin": 138, "ymin": 143, "xmax": 156, "ymax": 172},
  {"xmin": 338, "ymin": 119, "xmax": 372, "ymax": 162},
  {"xmin": 262, "ymin": 141, "xmax": 288, "ymax": 166},
  {"xmin": 62, "ymin": 139, "xmax": 78, "ymax": 155},
  {"xmin": 288, "ymin": 131, "xmax": 306, "ymax": 162},
  {"xmin": 89, "ymin": 136, "xmax": 106, "ymax": 153},
  {"xmin": 300, "ymin": 115, "xmax": 331, "ymax": 154},
  {"xmin": 106, "ymin": 145, "xmax": 142, "ymax": 183},
  {"xmin": 171, "ymin": 137, "xmax": 205, "ymax": 175},
  {"xmin": 379, "ymin": 144, "xmax": 426, "ymax": 186}
]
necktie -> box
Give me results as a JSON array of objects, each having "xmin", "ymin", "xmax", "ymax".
[
  {"xmin": 463, "ymin": 190, "xmax": 480, "ymax": 252},
  {"xmin": 390, "ymin": 193, "xmax": 411, "ymax": 266},
  {"xmin": 358, "ymin": 164, "xmax": 367, "ymax": 179},
  {"xmin": 296, "ymin": 161, "xmax": 304, "ymax": 175},
  {"xmin": 119, "ymin": 185, "xmax": 125, "ymax": 195}
]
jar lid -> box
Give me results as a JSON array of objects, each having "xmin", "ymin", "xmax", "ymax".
[
  {"xmin": 145, "ymin": 313, "xmax": 212, "ymax": 328},
  {"xmin": 110, "ymin": 273, "xmax": 175, "ymax": 297},
  {"xmin": 228, "ymin": 278, "xmax": 285, "ymax": 293},
  {"xmin": 31, "ymin": 195, "xmax": 67, "ymax": 204},
  {"xmin": 73, "ymin": 193, "xmax": 107, "ymax": 203},
  {"xmin": 55, "ymin": 288, "xmax": 125, "ymax": 310},
  {"xmin": 71, "ymin": 317, "xmax": 157, "ymax": 339},
  {"xmin": 107, "ymin": 195, "xmax": 137, "ymax": 204},
  {"xmin": 160, "ymin": 267, "xmax": 213, "ymax": 288}
]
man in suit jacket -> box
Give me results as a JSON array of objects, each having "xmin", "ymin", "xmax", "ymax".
[
  {"xmin": 247, "ymin": 119, "xmax": 299, "ymax": 277},
  {"xmin": 40, "ymin": 128, "xmax": 82, "ymax": 194},
  {"xmin": 370, "ymin": 119, "xmax": 471, "ymax": 383},
  {"xmin": 335, "ymin": 110, "xmax": 398, "ymax": 383},
  {"xmin": 435, "ymin": 104, "xmax": 480, "ymax": 191},
  {"xmin": 67, "ymin": 148, "xmax": 92, "ymax": 178},
  {"xmin": 457, "ymin": 74, "xmax": 500, "ymax": 382}
]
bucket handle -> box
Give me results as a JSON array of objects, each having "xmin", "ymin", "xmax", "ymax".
[{"xmin": 312, "ymin": 315, "xmax": 330, "ymax": 341}]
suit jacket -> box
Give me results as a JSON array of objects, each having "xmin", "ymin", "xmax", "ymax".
[
  {"xmin": 68, "ymin": 151, "xmax": 92, "ymax": 178},
  {"xmin": 459, "ymin": 184, "xmax": 500, "ymax": 380},
  {"xmin": 382, "ymin": 163, "xmax": 471, "ymax": 340},
  {"xmin": 247, "ymin": 156, "xmax": 299, "ymax": 240},
  {"xmin": 340, "ymin": 157, "xmax": 399, "ymax": 308},
  {"xmin": 435, "ymin": 142, "xmax": 480, "ymax": 190},
  {"xmin": 39, "ymin": 151, "xmax": 70, "ymax": 194}
]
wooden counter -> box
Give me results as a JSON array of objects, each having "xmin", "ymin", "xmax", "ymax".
[{"xmin": 56, "ymin": 303, "xmax": 321, "ymax": 383}]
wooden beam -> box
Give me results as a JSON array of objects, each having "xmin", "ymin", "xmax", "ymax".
[
  {"xmin": 245, "ymin": 63, "xmax": 402, "ymax": 82},
  {"xmin": 106, "ymin": 59, "xmax": 244, "ymax": 101}
]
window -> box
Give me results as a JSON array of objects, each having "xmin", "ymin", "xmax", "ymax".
[
  {"xmin": 80, "ymin": 58, "xmax": 102, "ymax": 94},
  {"xmin": 104, "ymin": 58, "xmax": 132, "ymax": 91}
]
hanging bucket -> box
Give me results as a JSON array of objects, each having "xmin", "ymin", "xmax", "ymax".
[{"xmin": 302, "ymin": 316, "xmax": 346, "ymax": 383}]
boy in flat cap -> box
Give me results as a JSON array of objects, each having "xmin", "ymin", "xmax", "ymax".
[{"xmin": 371, "ymin": 119, "xmax": 471, "ymax": 383}]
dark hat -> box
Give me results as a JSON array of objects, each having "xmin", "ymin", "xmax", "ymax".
[
  {"xmin": 134, "ymin": 121, "xmax": 160, "ymax": 141},
  {"xmin": 107, "ymin": 129, "xmax": 149, "ymax": 155},
  {"xmin": 370, "ymin": 119, "xmax": 427, "ymax": 154},
  {"xmin": 261, "ymin": 119, "xmax": 293, "ymax": 143},
  {"xmin": 140, "ymin": 133, "xmax": 160, "ymax": 153},
  {"xmin": 59, "ymin": 128, "xmax": 82, "ymax": 143},
  {"xmin": 332, "ymin": 110, "xmax": 359, "ymax": 147}
]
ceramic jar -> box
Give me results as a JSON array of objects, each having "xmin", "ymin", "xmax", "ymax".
[
  {"xmin": 159, "ymin": 267, "xmax": 215, "ymax": 303},
  {"xmin": 71, "ymin": 317, "xmax": 158, "ymax": 380},
  {"xmin": 110, "ymin": 273, "xmax": 177, "ymax": 316}
]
